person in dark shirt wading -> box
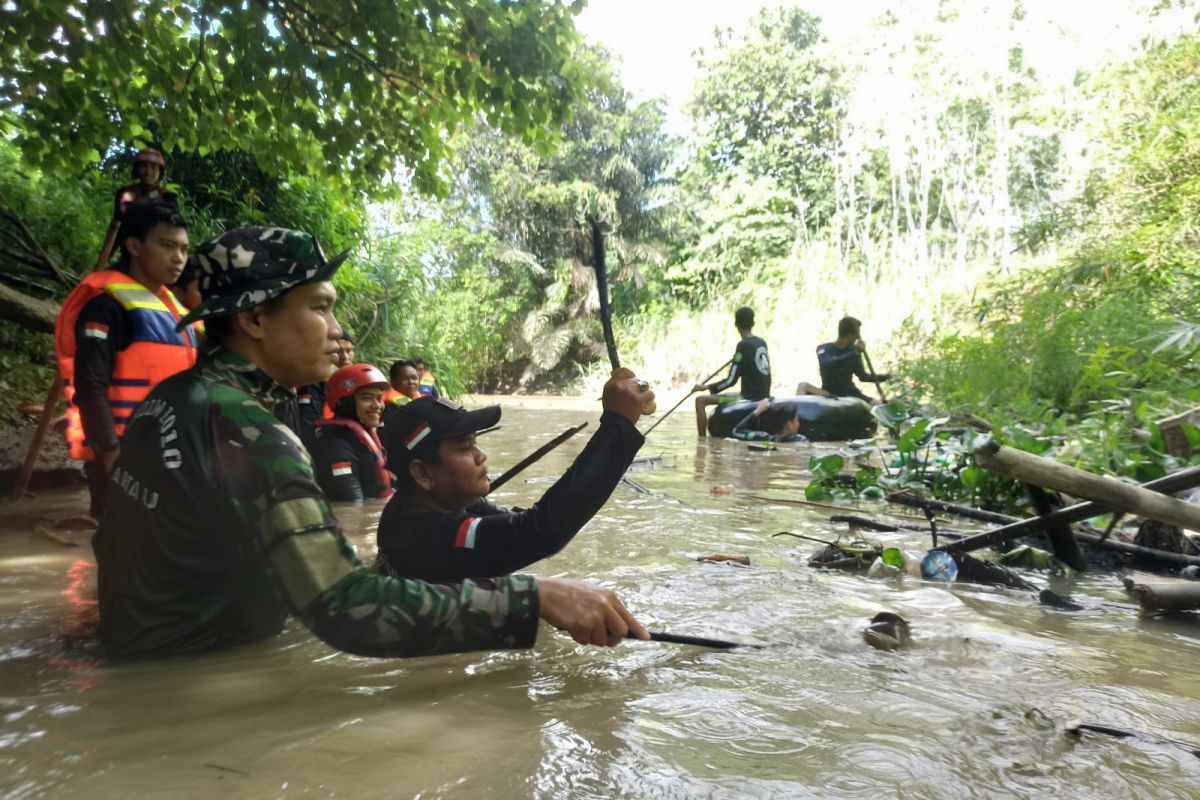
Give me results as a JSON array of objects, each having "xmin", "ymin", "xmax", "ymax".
[
  {"xmin": 693, "ymin": 306, "xmax": 771, "ymax": 436},
  {"xmin": 374, "ymin": 367, "xmax": 653, "ymax": 583},
  {"xmin": 311, "ymin": 362, "xmax": 393, "ymax": 502}
]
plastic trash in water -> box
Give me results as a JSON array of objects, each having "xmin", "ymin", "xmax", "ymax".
[
  {"xmin": 867, "ymin": 556, "xmax": 901, "ymax": 579},
  {"xmin": 921, "ymin": 550, "xmax": 958, "ymax": 582}
]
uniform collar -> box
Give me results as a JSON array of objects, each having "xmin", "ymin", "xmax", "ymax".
[{"xmin": 201, "ymin": 343, "xmax": 295, "ymax": 410}]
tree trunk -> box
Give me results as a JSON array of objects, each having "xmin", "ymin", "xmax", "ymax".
[{"xmin": 0, "ymin": 281, "xmax": 59, "ymax": 333}]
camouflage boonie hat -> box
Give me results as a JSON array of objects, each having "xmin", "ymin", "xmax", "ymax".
[{"xmin": 175, "ymin": 226, "xmax": 350, "ymax": 330}]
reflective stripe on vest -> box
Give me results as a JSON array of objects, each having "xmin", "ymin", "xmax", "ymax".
[
  {"xmin": 418, "ymin": 370, "xmax": 436, "ymax": 396},
  {"xmin": 54, "ymin": 271, "xmax": 198, "ymax": 460},
  {"xmin": 312, "ymin": 417, "xmax": 394, "ymax": 500}
]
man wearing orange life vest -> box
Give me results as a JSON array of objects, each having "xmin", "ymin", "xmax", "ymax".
[
  {"xmin": 382, "ymin": 359, "xmax": 421, "ymax": 408},
  {"xmin": 55, "ymin": 201, "xmax": 197, "ymax": 517}
]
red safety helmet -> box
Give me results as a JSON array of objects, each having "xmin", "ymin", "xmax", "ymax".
[
  {"xmin": 327, "ymin": 363, "xmax": 389, "ymax": 409},
  {"xmin": 133, "ymin": 148, "xmax": 166, "ymax": 167}
]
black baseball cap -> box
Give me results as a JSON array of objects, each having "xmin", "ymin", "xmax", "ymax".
[{"xmin": 381, "ymin": 397, "xmax": 501, "ymax": 470}]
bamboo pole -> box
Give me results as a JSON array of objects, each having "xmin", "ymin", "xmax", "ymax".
[
  {"xmin": 942, "ymin": 466, "xmax": 1200, "ymax": 553},
  {"xmin": 9, "ymin": 374, "xmax": 62, "ymax": 502},
  {"xmin": 974, "ymin": 442, "xmax": 1200, "ymax": 532}
]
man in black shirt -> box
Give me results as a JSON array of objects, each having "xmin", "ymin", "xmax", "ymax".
[
  {"xmin": 374, "ymin": 369, "xmax": 653, "ymax": 582},
  {"xmin": 693, "ymin": 306, "xmax": 771, "ymax": 436},
  {"xmin": 815, "ymin": 316, "xmax": 890, "ymax": 403}
]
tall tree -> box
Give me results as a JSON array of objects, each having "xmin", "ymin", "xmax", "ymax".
[
  {"xmin": 0, "ymin": 0, "xmax": 591, "ymax": 195},
  {"xmin": 687, "ymin": 7, "xmax": 843, "ymax": 229}
]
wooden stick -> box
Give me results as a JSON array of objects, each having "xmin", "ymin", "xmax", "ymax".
[
  {"xmin": 487, "ymin": 422, "xmax": 588, "ymax": 494},
  {"xmin": 1075, "ymin": 529, "xmax": 1200, "ymax": 568},
  {"xmin": 975, "ymin": 442, "xmax": 1200, "ymax": 532},
  {"xmin": 944, "ymin": 466, "xmax": 1200, "ymax": 554},
  {"xmin": 641, "ymin": 358, "xmax": 733, "ymax": 438},
  {"xmin": 862, "ymin": 349, "xmax": 888, "ymax": 403},
  {"xmin": 9, "ymin": 373, "xmax": 62, "ymax": 502},
  {"xmin": 887, "ymin": 491, "xmax": 1017, "ymax": 525}
]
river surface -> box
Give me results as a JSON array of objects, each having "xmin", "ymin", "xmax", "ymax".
[{"xmin": 3, "ymin": 396, "xmax": 1200, "ymax": 799}]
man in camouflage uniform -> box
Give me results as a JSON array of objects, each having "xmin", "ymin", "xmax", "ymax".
[{"xmin": 93, "ymin": 226, "xmax": 647, "ymax": 659}]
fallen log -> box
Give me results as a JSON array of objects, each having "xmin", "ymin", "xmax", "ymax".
[
  {"xmin": 975, "ymin": 442, "xmax": 1200, "ymax": 533},
  {"xmin": 0, "ymin": 280, "xmax": 58, "ymax": 333},
  {"xmin": 1125, "ymin": 578, "xmax": 1200, "ymax": 613},
  {"xmin": 942, "ymin": 466, "xmax": 1200, "ymax": 554}
]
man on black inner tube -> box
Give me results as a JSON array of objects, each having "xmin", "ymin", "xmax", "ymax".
[
  {"xmin": 374, "ymin": 369, "xmax": 653, "ymax": 583},
  {"xmin": 805, "ymin": 316, "xmax": 890, "ymax": 404}
]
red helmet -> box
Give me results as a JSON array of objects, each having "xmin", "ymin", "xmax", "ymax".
[
  {"xmin": 133, "ymin": 148, "xmax": 166, "ymax": 167},
  {"xmin": 327, "ymin": 363, "xmax": 389, "ymax": 409}
]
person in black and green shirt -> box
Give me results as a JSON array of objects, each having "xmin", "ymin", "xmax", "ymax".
[
  {"xmin": 93, "ymin": 226, "xmax": 648, "ymax": 661},
  {"xmin": 693, "ymin": 306, "xmax": 771, "ymax": 436}
]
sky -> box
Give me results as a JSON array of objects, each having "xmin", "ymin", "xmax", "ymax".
[{"xmin": 574, "ymin": 0, "xmax": 1199, "ymax": 136}]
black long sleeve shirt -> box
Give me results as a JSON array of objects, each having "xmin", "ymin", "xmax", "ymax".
[
  {"xmin": 376, "ymin": 411, "xmax": 644, "ymax": 582},
  {"xmin": 817, "ymin": 341, "xmax": 889, "ymax": 401},
  {"xmin": 73, "ymin": 294, "xmax": 135, "ymax": 453}
]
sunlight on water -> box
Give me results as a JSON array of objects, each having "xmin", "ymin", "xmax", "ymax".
[{"xmin": 3, "ymin": 397, "xmax": 1200, "ymax": 798}]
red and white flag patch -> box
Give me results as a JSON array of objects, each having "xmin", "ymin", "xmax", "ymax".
[
  {"xmin": 83, "ymin": 322, "xmax": 109, "ymax": 340},
  {"xmin": 331, "ymin": 461, "xmax": 353, "ymax": 477},
  {"xmin": 455, "ymin": 517, "xmax": 481, "ymax": 549}
]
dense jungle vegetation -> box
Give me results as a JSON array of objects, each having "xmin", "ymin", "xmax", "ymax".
[{"xmin": 1, "ymin": 0, "xmax": 1198, "ymax": 492}]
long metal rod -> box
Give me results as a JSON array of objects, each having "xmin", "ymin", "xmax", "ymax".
[{"xmin": 633, "ymin": 631, "xmax": 762, "ymax": 649}]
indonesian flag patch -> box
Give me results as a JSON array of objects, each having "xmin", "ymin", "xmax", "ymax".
[
  {"xmin": 331, "ymin": 461, "xmax": 353, "ymax": 477},
  {"xmin": 455, "ymin": 517, "xmax": 481, "ymax": 549},
  {"xmin": 84, "ymin": 322, "xmax": 109, "ymax": 340},
  {"xmin": 403, "ymin": 422, "xmax": 431, "ymax": 450}
]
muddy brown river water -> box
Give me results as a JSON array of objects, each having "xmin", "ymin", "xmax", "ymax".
[{"xmin": 2, "ymin": 396, "xmax": 1200, "ymax": 798}]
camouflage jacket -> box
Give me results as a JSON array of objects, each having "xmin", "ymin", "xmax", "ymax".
[{"xmin": 93, "ymin": 343, "xmax": 539, "ymax": 659}]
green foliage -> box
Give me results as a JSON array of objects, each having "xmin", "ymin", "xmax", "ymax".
[
  {"xmin": 687, "ymin": 7, "xmax": 841, "ymax": 228},
  {"xmin": 0, "ymin": 0, "xmax": 590, "ymax": 195},
  {"xmin": 902, "ymin": 34, "xmax": 1200, "ymax": 436},
  {"xmin": 665, "ymin": 173, "xmax": 797, "ymax": 305},
  {"xmin": 356, "ymin": 46, "xmax": 682, "ymax": 389},
  {"xmin": 0, "ymin": 138, "xmax": 110, "ymax": 293}
]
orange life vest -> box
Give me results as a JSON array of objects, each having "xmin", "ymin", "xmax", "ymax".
[
  {"xmin": 382, "ymin": 387, "xmax": 412, "ymax": 407},
  {"xmin": 54, "ymin": 271, "xmax": 199, "ymax": 460},
  {"xmin": 312, "ymin": 417, "xmax": 394, "ymax": 499},
  {"xmin": 418, "ymin": 369, "xmax": 436, "ymax": 397}
]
